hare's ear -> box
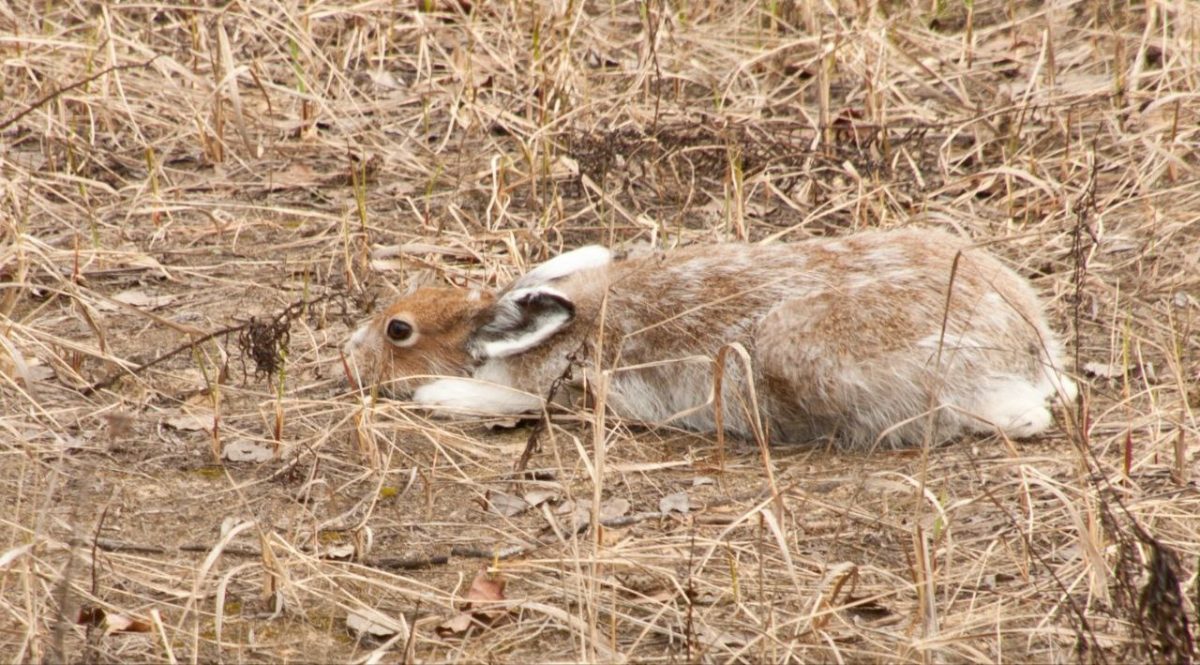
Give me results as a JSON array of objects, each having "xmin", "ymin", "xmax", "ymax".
[
  {"xmin": 469, "ymin": 286, "xmax": 576, "ymax": 359},
  {"xmin": 511, "ymin": 245, "xmax": 611, "ymax": 290}
]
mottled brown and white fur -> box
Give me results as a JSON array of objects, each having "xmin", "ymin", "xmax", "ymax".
[{"xmin": 343, "ymin": 229, "xmax": 1077, "ymax": 448}]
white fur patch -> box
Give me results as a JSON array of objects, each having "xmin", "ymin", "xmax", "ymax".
[
  {"xmin": 345, "ymin": 324, "xmax": 370, "ymax": 352},
  {"xmin": 479, "ymin": 316, "xmax": 571, "ymax": 358},
  {"xmin": 476, "ymin": 286, "xmax": 574, "ymax": 359},
  {"xmin": 516, "ymin": 245, "xmax": 611, "ymax": 287},
  {"xmin": 342, "ymin": 325, "xmax": 374, "ymax": 388},
  {"xmin": 413, "ymin": 378, "xmax": 542, "ymax": 414},
  {"xmin": 966, "ymin": 377, "xmax": 1056, "ymax": 438},
  {"xmin": 1045, "ymin": 368, "xmax": 1078, "ymax": 403}
]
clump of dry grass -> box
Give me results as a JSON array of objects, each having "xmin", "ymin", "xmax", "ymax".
[{"xmin": 2, "ymin": 0, "xmax": 1198, "ymax": 662}]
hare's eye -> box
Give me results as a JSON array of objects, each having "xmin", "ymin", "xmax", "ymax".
[{"xmin": 386, "ymin": 319, "xmax": 415, "ymax": 345}]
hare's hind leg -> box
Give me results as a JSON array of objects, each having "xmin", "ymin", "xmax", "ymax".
[
  {"xmin": 754, "ymin": 309, "xmax": 936, "ymax": 447},
  {"xmin": 958, "ymin": 365, "xmax": 1076, "ymax": 439},
  {"xmin": 754, "ymin": 299, "xmax": 1073, "ymax": 447},
  {"xmin": 959, "ymin": 377, "xmax": 1055, "ymax": 438}
]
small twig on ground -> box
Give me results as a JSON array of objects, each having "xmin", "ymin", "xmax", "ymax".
[
  {"xmin": 81, "ymin": 294, "xmax": 336, "ymax": 395},
  {"xmin": 0, "ymin": 56, "xmax": 161, "ymax": 132}
]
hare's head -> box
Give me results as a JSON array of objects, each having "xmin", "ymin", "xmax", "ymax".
[
  {"xmin": 343, "ymin": 284, "xmax": 581, "ymax": 396},
  {"xmin": 343, "ymin": 287, "xmax": 495, "ymax": 395},
  {"xmin": 344, "ymin": 246, "xmax": 610, "ymax": 397}
]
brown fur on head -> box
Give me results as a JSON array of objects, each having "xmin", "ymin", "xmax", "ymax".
[{"xmin": 343, "ymin": 287, "xmax": 496, "ymax": 395}]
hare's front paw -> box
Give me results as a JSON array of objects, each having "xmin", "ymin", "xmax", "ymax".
[{"xmin": 413, "ymin": 378, "xmax": 542, "ymax": 415}]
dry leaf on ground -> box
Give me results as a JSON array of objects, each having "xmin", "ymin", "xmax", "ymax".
[
  {"xmin": 523, "ymin": 490, "xmax": 558, "ymax": 507},
  {"xmin": 659, "ymin": 491, "xmax": 690, "ymax": 514},
  {"xmin": 485, "ymin": 489, "xmax": 529, "ymax": 517},
  {"xmin": 110, "ymin": 289, "xmax": 178, "ymax": 310},
  {"xmin": 76, "ymin": 606, "xmax": 153, "ymax": 634},
  {"xmin": 221, "ymin": 439, "xmax": 273, "ymax": 463},
  {"xmin": 346, "ymin": 608, "xmax": 408, "ymax": 640},
  {"xmin": 436, "ymin": 569, "xmax": 511, "ymax": 637},
  {"xmin": 165, "ymin": 412, "xmax": 215, "ymax": 432},
  {"xmin": 558, "ymin": 497, "xmax": 631, "ymax": 532}
]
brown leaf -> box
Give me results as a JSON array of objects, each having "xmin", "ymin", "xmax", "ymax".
[
  {"xmin": 434, "ymin": 606, "xmax": 510, "ymax": 638},
  {"xmin": 434, "ymin": 569, "xmax": 514, "ymax": 637},
  {"xmin": 435, "ymin": 612, "xmax": 475, "ymax": 637},
  {"xmin": 463, "ymin": 569, "xmax": 506, "ymax": 607},
  {"xmin": 76, "ymin": 606, "xmax": 152, "ymax": 633}
]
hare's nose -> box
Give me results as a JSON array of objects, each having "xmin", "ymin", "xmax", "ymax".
[
  {"xmin": 341, "ymin": 327, "xmax": 374, "ymax": 392},
  {"xmin": 344, "ymin": 324, "xmax": 371, "ymax": 354}
]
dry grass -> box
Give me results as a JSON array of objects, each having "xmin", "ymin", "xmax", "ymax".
[{"xmin": 2, "ymin": 0, "xmax": 1199, "ymax": 662}]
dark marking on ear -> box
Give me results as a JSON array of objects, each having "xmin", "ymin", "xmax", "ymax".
[
  {"xmin": 469, "ymin": 287, "xmax": 576, "ymax": 359},
  {"xmin": 515, "ymin": 289, "xmax": 575, "ymax": 319}
]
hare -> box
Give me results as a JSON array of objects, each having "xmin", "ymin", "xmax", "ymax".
[{"xmin": 343, "ymin": 229, "xmax": 1077, "ymax": 448}]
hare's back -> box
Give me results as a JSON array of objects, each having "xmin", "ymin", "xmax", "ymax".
[
  {"xmin": 750, "ymin": 229, "xmax": 1044, "ymax": 354},
  {"xmin": 599, "ymin": 229, "xmax": 1015, "ymax": 357}
]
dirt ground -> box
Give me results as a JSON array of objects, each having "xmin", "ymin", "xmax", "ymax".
[{"xmin": 2, "ymin": 0, "xmax": 1199, "ymax": 662}]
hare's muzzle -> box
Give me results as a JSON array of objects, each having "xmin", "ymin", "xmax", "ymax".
[{"xmin": 341, "ymin": 323, "xmax": 379, "ymax": 392}]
